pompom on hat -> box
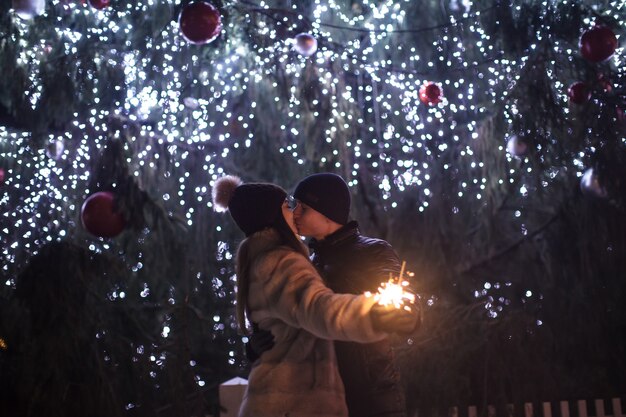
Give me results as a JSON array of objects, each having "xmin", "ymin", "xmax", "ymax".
[
  {"xmin": 212, "ymin": 175, "xmax": 242, "ymax": 213},
  {"xmin": 212, "ymin": 175, "xmax": 287, "ymax": 236}
]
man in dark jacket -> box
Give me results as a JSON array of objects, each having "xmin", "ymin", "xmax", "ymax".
[{"xmin": 290, "ymin": 172, "xmax": 409, "ymax": 417}]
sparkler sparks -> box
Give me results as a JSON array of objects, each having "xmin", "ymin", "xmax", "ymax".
[{"xmin": 365, "ymin": 261, "xmax": 416, "ymax": 311}]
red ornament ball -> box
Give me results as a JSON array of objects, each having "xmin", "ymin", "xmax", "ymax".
[
  {"xmin": 81, "ymin": 191, "xmax": 125, "ymax": 238},
  {"xmin": 88, "ymin": 0, "xmax": 110, "ymax": 10},
  {"xmin": 568, "ymin": 82, "xmax": 590, "ymax": 105},
  {"xmin": 580, "ymin": 26, "xmax": 618, "ymax": 63},
  {"xmin": 179, "ymin": 1, "xmax": 222, "ymax": 45},
  {"xmin": 419, "ymin": 82, "xmax": 443, "ymax": 105}
]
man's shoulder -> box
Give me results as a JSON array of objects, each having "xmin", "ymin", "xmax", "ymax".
[
  {"xmin": 338, "ymin": 235, "xmax": 400, "ymax": 274},
  {"xmin": 352, "ymin": 234, "xmax": 397, "ymax": 255},
  {"xmin": 313, "ymin": 226, "xmax": 399, "ymax": 266}
]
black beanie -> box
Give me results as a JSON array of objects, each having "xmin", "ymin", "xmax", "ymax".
[
  {"xmin": 212, "ymin": 176, "xmax": 287, "ymax": 236},
  {"xmin": 293, "ymin": 173, "xmax": 351, "ymax": 225}
]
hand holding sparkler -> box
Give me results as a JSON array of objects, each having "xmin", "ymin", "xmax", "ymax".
[
  {"xmin": 367, "ymin": 262, "xmax": 422, "ymax": 334},
  {"xmin": 370, "ymin": 303, "xmax": 420, "ymax": 334}
]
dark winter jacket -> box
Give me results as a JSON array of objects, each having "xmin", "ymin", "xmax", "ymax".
[
  {"xmin": 309, "ymin": 221, "xmax": 407, "ymax": 417},
  {"xmin": 238, "ymin": 228, "xmax": 387, "ymax": 417}
]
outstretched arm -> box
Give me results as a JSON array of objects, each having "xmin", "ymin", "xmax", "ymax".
[
  {"xmin": 249, "ymin": 249, "xmax": 386, "ymax": 343},
  {"xmin": 250, "ymin": 250, "xmax": 415, "ymax": 343}
]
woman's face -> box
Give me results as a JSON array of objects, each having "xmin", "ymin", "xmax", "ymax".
[{"xmin": 282, "ymin": 199, "xmax": 299, "ymax": 236}]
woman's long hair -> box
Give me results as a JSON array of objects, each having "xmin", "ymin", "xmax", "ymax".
[{"xmin": 235, "ymin": 212, "xmax": 307, "ymax": 334}]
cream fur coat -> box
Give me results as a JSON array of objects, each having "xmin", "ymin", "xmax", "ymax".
[{"xmin": 237, "ymin": 229, "xmax": 386, "ymax": 417}]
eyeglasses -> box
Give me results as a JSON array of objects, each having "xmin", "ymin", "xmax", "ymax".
[{"xmin": 285, "ymin": 195, "xmax": 299, "ymax": 211}]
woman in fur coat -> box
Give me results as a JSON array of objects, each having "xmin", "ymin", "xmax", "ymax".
[{"xmin": 212, "ymin": 175, "xmax": 416, "ymax": 417}]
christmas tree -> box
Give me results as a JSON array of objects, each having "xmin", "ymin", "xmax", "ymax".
[{"xmin": 1, "ymin": 0, "xmax": 624, "ymax": 416}]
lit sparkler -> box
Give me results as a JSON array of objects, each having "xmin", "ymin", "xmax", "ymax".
[{"xmin": 365, "ymin": 261, "xmax": 416, "ymax": 311}]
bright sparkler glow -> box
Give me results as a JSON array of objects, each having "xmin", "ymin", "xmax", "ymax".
[{"xmin": 365, "ymin": 262, "xmax": 417, "ymax": 311}]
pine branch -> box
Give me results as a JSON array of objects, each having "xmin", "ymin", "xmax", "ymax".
[{"xmin": 456, "ymin": 208, "xmax": 562, "ymax": 275}]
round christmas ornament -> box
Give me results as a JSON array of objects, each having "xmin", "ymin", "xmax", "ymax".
[
  {"xmin": 80, "ymin": 191, "xmax": 126, "ymax": 238},
  {"xmin": 12, "ymin": 0, "xmax": 46, "ymax": 19},
  {"xmin": 293, "ymin": 33, "xmax": 318, "ymax": 57},
  {"xmin": 580, "ymin": 168, "xmax": 608, "ymax": 199},
  {"xmin": 0, "ymin": 168, "xmax": 5, "ymax": 185},
  {"xmin": 506, "ymin": 135, "xmax": 528, "ymax": 158},
  {"xmin": 88, "ymin": 0, "xmax": 110, "ymax": 10},
  {"xmin": 568, "ymin": 82, "xmax": 590, "ymax": 105},
  {"xmin": 419, "ymin": 82, "xmax": 443, "ymax": 105},
  {"xmin": 179, "ymin": 1, "xmax": 222, "ymax": 45},
  {"xmin": 580, "ymin": 26, "xmax": 618, "ymax": 63}
]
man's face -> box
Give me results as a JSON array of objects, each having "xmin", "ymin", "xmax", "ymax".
[{"xmin": 293, "ymin": 201, "xmax": 331, "ymax": 240}]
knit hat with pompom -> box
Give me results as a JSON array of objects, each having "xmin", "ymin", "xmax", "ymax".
[{"xmin": 212, "ymin": 175, "xmax": 287, "ymax": 236}]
